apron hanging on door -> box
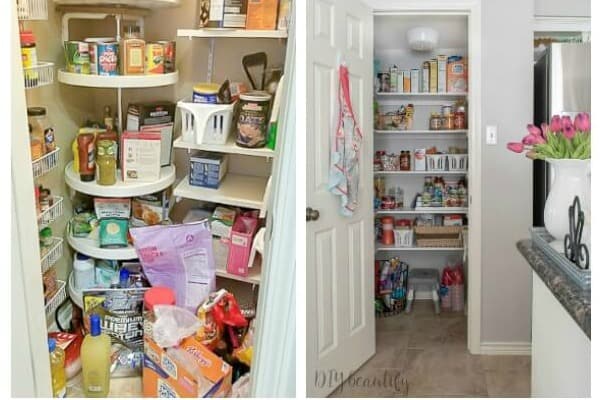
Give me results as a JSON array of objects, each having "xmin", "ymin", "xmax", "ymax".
[{"xmin": 328, "ymin": 64, "xmax": 363, "ymax": 217}]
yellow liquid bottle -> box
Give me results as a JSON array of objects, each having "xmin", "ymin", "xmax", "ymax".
[
  {"xmin": 48, "ymin": 339, "xmax": 66, "ymax": 398},
  {"xmin": 81, "ymin": 314, "xmax": 111, "ymax": 397}
]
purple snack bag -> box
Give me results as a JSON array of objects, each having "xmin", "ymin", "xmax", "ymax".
[{"xmin": 130, "ymin": 221, "xmax": 216, "ymax": 311}]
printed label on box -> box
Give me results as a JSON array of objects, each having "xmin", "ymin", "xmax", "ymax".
[
  {"xmin": 231, "ymin": 236, "xmax": 248, "ymax": 247},
  {"xmin": 157, "ymin": 379, "xmax": 178, "ymax": 398},
  {"xmin": 161, "ymin": 353, "xmax": 178, "ymax": 379}
]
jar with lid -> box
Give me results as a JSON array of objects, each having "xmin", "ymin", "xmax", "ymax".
[
  {"xmin": 429, "ymin": 113, "xmax": 442, "ymax": 130},
  {"xmin": 20, "ymin": 30, "xmax": 38, "ymax": 84},
  {"xmin": 442, "ymin": 113, "xmax": 455, "ymax": 130},
  {"xmin": 28, "ymin": 107, "xmax": 49, "ymax": 160},
  {"xmin": 96, "ymin": 140, "xmax": 117, "ymax": 185},
  {"xmin": 454, "ymin": 106, "xmax": 466, "ymax": 129}
]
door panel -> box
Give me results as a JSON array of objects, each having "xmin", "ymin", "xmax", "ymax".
[{"xmin": 307, "ymin": 0, "xmax": 374, "ymax": 396}]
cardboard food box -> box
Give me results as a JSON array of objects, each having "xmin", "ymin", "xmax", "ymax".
[
  {"xmin": 246, "ymin": 0, "xmax": 278, "ymax": 30},
  {"xmin": 429, "ymin": 59, "xmax": 438, "ymax": 93},
  {"xmin": 131, "ymin": 190, "xmax": 171, "ymax": 227},
  {"xmin": 121, "ymin": 131, "xmax": 162, "ymax": 182},
  {"xmin": 447, "ymin": 56, "xmax": 468, "ymax": 93},
  {"xmin": 126, "ymin": 102, "xmax": 175, "ymax": 166},
  {"xmin": 210, "ymin": 206, "xmax": 237, "ymax": 238},
  {"xmin": 436, "ymin": 55, "xmax": 448, "ymax": 93},
  {"xmin": 189, "ymin": 151, "xmax": 229, "ymax": 189},
  {"xmin": 143, "ymin": 325, "xmax": 232, "ymax": 397}
]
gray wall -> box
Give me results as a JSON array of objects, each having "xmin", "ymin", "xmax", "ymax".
[
  {"xmin": 480, "ymin": 0, "xmax": 535, "ymax": 344},
  {"xmin": 535, "ymin": 0, "xmax": 590, "ymax": 17}
]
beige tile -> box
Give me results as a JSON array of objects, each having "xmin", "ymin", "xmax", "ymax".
[
  {"xmin": 376, "ymin": 313, "xmax": 413, "ymax": 332},
  {"xmin": 484, "ymin": 369, "xmax": 531, "ymax": 398},
  {"xmin": 481, "ymin": 355, "xmax": 531, "ymax": 372},
  {"xmin": 403, "ymin": 347, "xmax": 488, "ymax": 397},
  {"xmin": 407, "ymin": 316, "xmax": 467, "ymax": 350}
]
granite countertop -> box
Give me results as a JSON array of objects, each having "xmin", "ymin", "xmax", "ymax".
[{"xmin": 517, "ymin": 239, "xmax": 591, "ymax": 338}]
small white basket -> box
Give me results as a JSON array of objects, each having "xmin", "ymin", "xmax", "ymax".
[
  {"xmin": 178, "ymin": 100, "xmax": 236, "ymax": 145},
  {"xmin": 32, "ymin": 147, "xmax": 60, "ymax": 178},
  {"xmin": 45, "ymin": 280, "xmax": 67, "ymax": 319},
  {"xmin": 393, "ymin": 229, "xmax": 414, "ymax": 247},
  {"xmin": 40, "ymin": 237, "xmax": 64, "ymax": 274},
  {"xmin": 426, "ymin": 154, "xmax": 447, "ymax": 171},
  {"xmin": 17, "ymin": 0, "xmax": 48, "ymax": 20},
  {"xmin": 448, "ymin": 154, "xmax": 468, "ymax": 172},
  {"xmin": 38, "ymin": 196, "xmax": 64, "ymax": 229},
  {"xmin": 23, "ymin": 62, "xmax": 55, "ymax": 89}
]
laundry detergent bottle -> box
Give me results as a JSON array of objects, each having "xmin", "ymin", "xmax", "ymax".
[{"xmin": 81, "ymin": 313, "xmax": 111, "ymax": 397}]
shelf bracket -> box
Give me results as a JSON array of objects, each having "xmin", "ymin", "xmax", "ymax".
[{"xmin": 207, "ymin": 37, "xmax": 216, "ymax": 82}]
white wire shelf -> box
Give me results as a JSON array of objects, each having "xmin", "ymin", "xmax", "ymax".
[
  {"xmin": 376, "ymin": 92, "xmax": 467, "ymax": 97},
  {"xmin": 45, "ymin": 280, "xmax": 67, "ymax": 320},
  {"xmin": 374, "ymin": 170, "xmax": 467, "ymax": 176},
  {"xmin": 376, "ymin": 244, "xmax": 465, "ymax": 252},
  {"xmin": 40, "ymin": 237, "xmax": 64, "ymax": 274},
  {"xmin": 32, "ymin": 147, "xmax": 60, "ymax": 178},
  {"xmin": 17, "ymin": 0, "xmax": 48, "ymax": 20},
  {"xmin": 38, "ymin": 196, "xmax": 64, "ymax": 229},
  {"xmin": 24, "ymin": 62, "xmax": 55, "ymax": 89}
]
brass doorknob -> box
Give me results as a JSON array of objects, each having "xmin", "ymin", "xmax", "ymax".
[{"xmin": 306, "ymin": 207, "xmax": 320, "ymax": 221}]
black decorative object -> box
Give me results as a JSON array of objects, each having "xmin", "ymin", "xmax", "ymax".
[{"xmin": 564, "ymin": 196, "xmax": 589, "ymax": 269}]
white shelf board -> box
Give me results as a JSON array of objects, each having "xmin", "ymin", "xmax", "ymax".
[
  {"xmin": 376, "ymin": 92, "xmax": 467, "ymax": 97},
  {"xmin": 54, "ymin": 0, "xmax": 180, "ymax": 7},
  {"xmin": 174, "ymin": 174, "xmax": 267, "ymax": 210},
  {"xmin": 173, "ymin": 137, "xmax": 275, "ymax": 158},
  {"xmin": 375, "ymin": 129, "xmax": 467, "ymax": 134},
  {"xmin": 58, "ymin": 70, "xmax": 178, "ymax": 88},
  {"xmin": 374, "ymin": 170, "xmax": 467, "ymax": 176},
  {"xmin": 177, "ymin": 28, "xmax": 287, "ymax": 39},
  {"xmin": 216, "ymin": 262, "xmax": 261, "ymax": 285},
  {"xmin": 68, "ymin": 234, "xmax": 138, "ymax": 260},
  {"xmin": 376, "ymin": 244, "xmax": 465, "ymax": 252},
  {"xmin": 375, "ymin": 207, "xmax": 468, "ymax": 215},
  {"xmin": 65, "ymin": 162, "xmax": 176, "ymax": 197}
]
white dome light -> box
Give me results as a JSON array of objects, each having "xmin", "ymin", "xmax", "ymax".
[{"xmin": 407, "ymin": 27, "xmax": 439, "ymax": 51}]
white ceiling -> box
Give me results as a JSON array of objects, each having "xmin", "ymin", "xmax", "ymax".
[{"xmin": 374, "ymin": 15, "xmax": 468, "ymax": 51}]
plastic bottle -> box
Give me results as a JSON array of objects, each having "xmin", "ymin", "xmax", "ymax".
[
  {"xmin": 73, "ymin": 253, "xmax": 95, "ymax": 290},
  {"xmin": 48, "ymin": 338, "xmax": 66, "ymax": 398},
  {"xmin": 119, "ymin": 268, "xmax": 130, "ymax": 288},
  {"xmin": 81, "ymin": 314, "xmax": 111, "ymax": 397}
]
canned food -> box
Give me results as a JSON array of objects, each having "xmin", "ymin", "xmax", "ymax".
[
  {"xmin": 236, "ymin": 91, "xmax": 272, "ymax": 148},
  {"xmin": 84, "ymin": 38, "xmax": 114, "ymax": 75},
  {"xmin": 145, "ymin": 42, "xmax": 164, "ymax": 74},
  {"xmin": 441, "ymin": 105, "xmax": 453, "ymax": 116},
  {"xmin": 97, "ymin": 42, "xmax": 119, "ymax": 76},
  {"xmin": 64, "ymin": 41, "xmax": 90, "ymax": 74},
  {"xmin": 158, "ymin": 41, "xmax": 176, "ymax": 73},
  {"xmin": 193, "ymin": 83, "xmax": 220, "ymax": 104}
]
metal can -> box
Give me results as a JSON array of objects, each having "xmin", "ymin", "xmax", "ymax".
[
  {"xmin": 158, "ymin": 40, "xmax": 176, "ymax": 73},
  {"xmin": 145, "ymin": 42, "xmax": 164, "ymax": 74},
  {"xmin": 64, "ymin": 41, "xmax": 90, "ymax": 74},
  {"xmin": 236, "ymin": 91, "xmax": 272, "ymax": 148},
  {"xmin": 97, "ymin": 42, "xmax": 119, "ymax": 76}
]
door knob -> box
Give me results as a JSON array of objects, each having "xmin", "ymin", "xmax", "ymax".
[{"xmin": 306, "ymin": 207, "xmax": 320, "ymax": 221}]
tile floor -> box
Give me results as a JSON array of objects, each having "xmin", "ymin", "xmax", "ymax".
[{"xmin": 330, "ymin": 301, "xmax": 531, "ymax": 398}]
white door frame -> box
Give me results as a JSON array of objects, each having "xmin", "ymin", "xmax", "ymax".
[{"xmin": 367, "ymin": 0, "xmax": 483, "ymax": 354}]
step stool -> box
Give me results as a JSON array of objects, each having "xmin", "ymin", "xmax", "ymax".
[{"xmin": 405, "ymin": 268, "xmax": 440, "ymax": 314}]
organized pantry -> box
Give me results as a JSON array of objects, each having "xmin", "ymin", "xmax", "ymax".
[
  {"xmin": 373, "ymin": 15, "xmax": 469, "ymax": 317},
  {"xmin": 12, "ymin": 0, "xmax": 291, "ymax": 397}
]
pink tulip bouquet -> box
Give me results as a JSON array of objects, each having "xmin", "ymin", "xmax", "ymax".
[{"xmin": 507, "ymin": 113, "xmax": 591, "ymax": 159}]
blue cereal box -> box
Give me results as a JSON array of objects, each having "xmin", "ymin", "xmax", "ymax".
[{"xmin": 189, "ymin": 151, "xmax": 228, "ymax": 189}]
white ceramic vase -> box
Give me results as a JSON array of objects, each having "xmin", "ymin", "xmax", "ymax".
[{"xmin": 543, "ymin": 158, "xmax": 591, "ymax": 253}]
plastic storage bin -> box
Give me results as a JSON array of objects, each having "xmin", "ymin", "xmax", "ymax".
[
  {"xmin": 426, "ymin": 154, "xmax": 447, "ymax": 171},
  {"xmin": 393, "ymin": 228, "xmax": 414, "ymax": 247},
  {"xmin": 226, "ymin": 216, "xmax": 259, "ymax": 277},
  {"xmin": 448, "ymin": 154, "xmax": 468, "ymax": 172},
  {"xmin": 178, "ymin": 100, "xmax": 236, "ymax": 145}
]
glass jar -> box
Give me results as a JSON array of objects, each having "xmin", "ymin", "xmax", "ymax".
[
  {"xmin": 28, "ymin": 107, "xmax": 49, "ymax": 160},
  {"xmin": 96, "ymin": 140, "xmax": 117, "ymax": 186},
  {"xmin": 429, "ymin": 113, "xmax": 442, "ymax": 130},
  {"xmin": 442, "ymin": 113, "xmax": 455, "ymax": 130},
  {"xmin": 399, "ymin": 151, "xmax": 411, "ymax": 171},
  {"xmin": 454, "ymin": 106, "xmax": 466, "ymax": 129}
]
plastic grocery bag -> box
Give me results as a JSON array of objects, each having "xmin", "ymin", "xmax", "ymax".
[
  {"xmin": 152, "ymin": 305, "xmax": 202, "ymax": 348},
  {"xmin": 130, "ymin": 221, "xmax": 216, "ymax": 311}
]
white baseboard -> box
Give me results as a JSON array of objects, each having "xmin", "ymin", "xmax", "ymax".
[{"xmin": 479, "ymin": 341, "xmax": 531, "ymax": 355}]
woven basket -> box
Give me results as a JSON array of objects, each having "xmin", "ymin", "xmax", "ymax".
[{"xmin": 414, "ymin": 226, "xmax": 463, "ymax": 248}]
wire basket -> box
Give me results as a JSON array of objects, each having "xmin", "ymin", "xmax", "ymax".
[
  {"xmin": 448, "ymin": 154, "xmax": 468, "ymax": 172},
  {"xmin": 415, "ymin": 226, "xmax": 463, "ymax": 248},
  {"xmin": 32, "ymin": 147, "xmax": 60, "ymax": 178},
  {"xmin": 376, "ymin": 258, "xmax": 409, "ymax": 318},
  {"xmin": 38, "ymin": 196, "xmax": 64, "ymax": 229},
  {"xmin": 393, "ymin": 228, "xmax": 414, "ymax": 247},
  {"xmin": 40, "ymin": 237, "xmax": 64, "ymax": 274},
  {"xmin": 23, "ymin": 62, "xmax": 55, "ymax": 89},
  {"xmin": 17, "ymin": 0, "xmax": 48, "ymax": 20},
  {"xmin": 426, "ymin": 154, "xmax": 447, "ymax": 171},
  {"xmin": 45, "ymin": 280, "xmax": 67, "ymax": 319},
  {"xmin": 178, "ymin": 100, "xmax": 236, "ymax": 145}
]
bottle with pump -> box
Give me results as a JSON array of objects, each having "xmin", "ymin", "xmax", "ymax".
[
  {"xmin": 48, "ymin": 338, "xmax": 66, "ymax": 398},
  {"xmin": 81, "ymin": 314, "xmax": 111, "ymax": 397}
]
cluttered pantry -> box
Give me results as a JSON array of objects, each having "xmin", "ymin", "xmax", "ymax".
[{"xmin": 12, "ymin": 0, "xmax": 292, "ymax": 397}]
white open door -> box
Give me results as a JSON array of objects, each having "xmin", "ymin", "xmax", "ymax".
[{"xmin": 306, "ymin": 0, "xmax": 374, "ymax": 396}]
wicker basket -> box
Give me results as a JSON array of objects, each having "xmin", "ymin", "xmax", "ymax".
[{"xmin": 414, "ymin": 226, "xmax": 463, "ymax": 248}]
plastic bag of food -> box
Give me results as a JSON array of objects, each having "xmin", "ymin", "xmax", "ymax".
[
  {"xmin": 130, "ymin": 221, "xmax": 216, "ymax": 311},
  {"xmin": 152, "ymin": 305, "xmax": 202, "ymax": 348}
]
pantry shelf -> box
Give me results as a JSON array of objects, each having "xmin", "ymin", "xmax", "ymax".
[
  {"xmin": 376, "ymin": 92, "xmax": 467, "ymax": 97},
  {"xmin": 57, "ymin": 70, "xmax": 179, "ymax": 88},
  {"xmin": 174, "ymin": 173, "xmax": 268, "ymax": 210},
  {"xmin": 64, "ymin": 162, "xmax": 176, "ymax": 197},
  {"xmin": 216, "ymin": 262, "xmax": 261, "ymax": 285},
  {"xmin": 177, "ymin": 28, "xmax": 287, "ymax": 39},
  {"xmin": 38, "ymin": 196, "xmax": 64, "ymax": 229},
  {"xmin": 45, "ymin": 280, "xmax": 67, "ymax": 319},
  {"xmin": 376, "ymin": 243, "xmax": 465, "ymax": 252},
  {"xmin": 375, "ymin": 207, "xmax": 468, "ymax": 215},
  {"xmin": 32, "ymin": 147, "xmax": 60, "ymax": 178},
  {"xmin": 173, "ymin": 137, "xmax": 275, "ymax": 158},
  {"xmin": 67, "ymin": 234, "xmax": 138, "ymax": 260},
  {"xmin": 374, "ymin": 170, "xmax": 467, "ymax": 176},
  {"xmin": 375, "ymin": 129, "xmax": 468, "ymax": 138}
]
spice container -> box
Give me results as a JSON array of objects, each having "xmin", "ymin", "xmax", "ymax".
[
  {"xmin": 28, "ymin": 107, "xmax": 49, "ymax": 159},
  {"xmin": 441, "ymin": 105, "xmax": 453, "ymax": 116},
  {"xmin": 39, "ymin": 227, "xmax": 54, "ymax": 248},
  {"xmin": 429, "ymin": 113, "xmax": 442, "ymax": 130},
  {"xmin": 96, "ymin": 140, "xmax": 117, "ymax": 186},
  {"xmin": 121, "ymin": 25, "xmax": 145, "ymax": 75},
  {"xmin": 454, "ymin": 106, "xmax": 466, "ymax": 129},
  {"xmin": 21, "ymin": 30, "xmax": 39, "ymax": 83},
  {"xmin": 442, "ymin": 113, "xmax": 455, "ymax": 130}
]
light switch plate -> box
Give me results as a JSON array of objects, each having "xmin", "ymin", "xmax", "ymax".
[{"xmin": 486, "ymin": 125, "xmax": 498, "ymax": 145}]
